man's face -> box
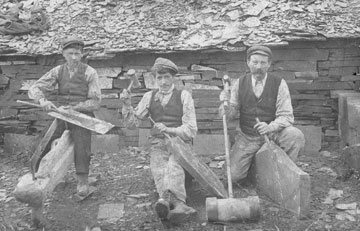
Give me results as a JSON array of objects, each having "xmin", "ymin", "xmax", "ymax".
[
  {"xmin": 247, "ymin": 54, "xmax": 271, "ymax": 80},
  {"xmin": 156, "ymin": 72, "xmax": 175, "ymax": 92},
  {"xmin": 62, "ymin": 48, "xmax": 83, "ymax": 66}
]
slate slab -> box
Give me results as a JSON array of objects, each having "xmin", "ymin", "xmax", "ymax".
[{"xmin": 97, "ymin": 203, "xmax": 124, "ymax": 220}]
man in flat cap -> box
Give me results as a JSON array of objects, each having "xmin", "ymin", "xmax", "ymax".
[
  {"xmin": 120, "ymin": 57, "xmax": 197, "ymax": 224},
  {"xmin": 219, "ymin": 45, "xmax": 305, "ymax": 185},
  {"xmin": 28, "ymin": 36, "xmax": 101, "ymax": 197}
]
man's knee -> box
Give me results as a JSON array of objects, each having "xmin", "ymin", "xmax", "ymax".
[{"xmin": 282, "ymin": 126, "xmax": 305, "ymax": 147}]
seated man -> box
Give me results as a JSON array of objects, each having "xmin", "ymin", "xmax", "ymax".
[
  {"xmin": 120, "ymin": 58, "xmax": 197, "ymax": 224},
  {"xmin": 28, "ymin": 36, "xmax": 101, "ymax": 197},
  {"xmin": 219, "ymin": 45, "xmax": 305, "ymax": 184}
]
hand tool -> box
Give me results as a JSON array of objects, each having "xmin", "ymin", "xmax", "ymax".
[{"xmin": 205, "ymin": 75, "xmax": 260, "ymax": 223}]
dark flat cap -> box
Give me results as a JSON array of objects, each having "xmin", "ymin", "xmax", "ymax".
[
  {"xmin": 153, "ymin": 57, "xmax": 179, "ymax": 73},
  {"xmin": 61, "ymin": 36, "xmax": 84, "ymax": 49},
  {"xmin": 247, "ymin": 45, "xmax": 272, "ymax": 59}
]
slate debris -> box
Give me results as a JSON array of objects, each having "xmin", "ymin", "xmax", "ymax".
[{"xmin": 0, "ymin": 0, "xmax": 359, "ymax": 55}]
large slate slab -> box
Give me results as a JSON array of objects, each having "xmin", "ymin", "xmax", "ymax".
[{"xmin": 254, "ymin": 140, "xmax": 311, "ymax": 218}]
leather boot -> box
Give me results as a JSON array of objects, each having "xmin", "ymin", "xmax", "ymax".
[
  {"xmin": 155, "ymin": 190, "xmax": 171, "ymax": 220},
  {"xmin": 76, "ymin": 173, "xmax": 89, "ymax": 196},
  {"xmin": 155, "ymin": 198, "xmax": 170, "ymax": 220},
  {"xmin": 167, "ymin": 196, "xmax": 196, "ymax": 225}
]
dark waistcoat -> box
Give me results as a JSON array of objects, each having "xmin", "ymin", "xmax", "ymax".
[
  {"xmin": 149, "ymin": 89, "xmax": 183, "ymax": 136},
  {"xmin": 57, "ymin": 63, "xmax": 89, "ymax": 106},
  {"xmin": 238, "ymin": 74, "xmax": 282, "ymax": 136}
]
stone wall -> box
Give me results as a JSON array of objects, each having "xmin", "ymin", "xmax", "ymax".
[{"xmin": 1, "ymin": 38, "xmax": 360, "ymax": 149}]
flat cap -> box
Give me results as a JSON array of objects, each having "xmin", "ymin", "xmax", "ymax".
[
  {"xmin": 61, "ymin": 36, "xmax": 84, "ymax": 49},
  {"xmin": 152, "ymin": 57, "xmax": 179, "ymax": 73},
  {"xmin": 247, "ymin": 45, "xmax": 272, "ymax": 59}
]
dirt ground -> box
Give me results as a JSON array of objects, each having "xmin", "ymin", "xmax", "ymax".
[{"xmin": 1, "ymin": 143, "xmax": 360, "ymax": 231}]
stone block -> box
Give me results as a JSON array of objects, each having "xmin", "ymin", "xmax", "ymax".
[
  {"xmin": 193, "ymin": 134, "xmax": 228, "ymax": 156},
  {"xmin": 97, "ymin": 203, "xmax": 124, "ymax": 220},
  {"xmin": 4, "ymin": 133, "xmax": 38, "ymax": 155},
  {"xmin": 91, "ymin": 134, "xmax": 120, "ymax": 153},
  {"xmin": 337, "ymin": 93, "xmax": 360, "ymax": 147},
  {"xmin": 273, "ymin": 60, "xmax": 316, "ymax": 72},
  {"xmin": 345, "ymin": 96, "xmax": 360, "ymax": 147},
  {"xmin": 98, "ymin": 77, "xmax": 113, "ymax": 90},
  {"xmin": 341, "ymin": 144, "xmax": 360, "ymax": 171},
  {"xmin": 295, "ymin": 125, "xmax": 322, "ymax": 154},
  {"xmin": 95, "ymin": 67, "xmax": 122, "ymax": 78},
  {"xmin": 272, "ymin": 48, "xmax": 329, "ymax": 61}
]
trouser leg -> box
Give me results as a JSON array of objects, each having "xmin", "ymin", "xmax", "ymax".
[
  {"xmin": 273, "ymin": 126, "xmax": 305, "ymax": 161},
  {"xmin": 230, "ymin": 132, "xmax": 263, "ymax": 182},
  {"xmin": 150, "ymin": 139, "xmax": 186, "ymax": 202},
  {"xmin": 69, "ymin": 123, "xmax": 92, "ymax": 174}
]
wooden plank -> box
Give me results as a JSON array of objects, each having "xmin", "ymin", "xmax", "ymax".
[
  {"xmin": 13, "ymin": 130, "xmax": 74, "ymax": 227},
  {"xmin": 254, "ymin": 140, "xmax": 310, "ymax": 218},
  {"xmin": 166, "ymin": 135, "xmax": 228, "ymax": 198}
]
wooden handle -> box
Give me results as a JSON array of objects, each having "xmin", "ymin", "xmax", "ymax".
[
  {"xmin": 17, "ymin": 100, "xmax": 42, "ymax": 108},
  {"xmin": 255, "ymin": 117, "xmax": 270, "ymax": 144},
  {"xmin": 223, "ymin": 113, "xmax": 233, "ymax": 198},
  {"xmin": 223, "ymin": 75, "xmax": 230, "ymax": 107}
]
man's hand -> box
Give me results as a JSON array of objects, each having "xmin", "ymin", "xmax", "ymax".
[
  {"xmin": 119, "ymin": 89, "xmax": 132, "ymax": 106},
  {"xmin": 153, "ymin": 122, "xmax": 169, "ymax": 133},
  {"xmin": 219, "ymin": 90, "xmax": 230, "ymax": 103},
  {"xmin": 254, "ymin": 122, "xmax": 272, "ymax": 135},
  {"xmin": 57, "ymin": 105, "xmax": 75, "ymax": 113},
  {"xmin": 39, "ymin": 98, "xmax": 57, "ymax": 111}
]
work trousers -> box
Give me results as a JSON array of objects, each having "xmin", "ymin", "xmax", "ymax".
[
  {"xmin": 149, "ymin": 138, "xmax": 187, "ymax": 203},
  {"xmin": 230, "ymin": 126, "xmax": 305, "ymax": 182},
  {"xmin": 50, "ymin": 119, "xmax": 92, "ymax": 175}
]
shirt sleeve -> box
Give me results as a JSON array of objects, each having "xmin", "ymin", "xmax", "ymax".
[
  {"xmin": 72, "ymin": 66, "xmax": 102, "ymax": 111},
  {"xmin": 167, "ymin": 90, "xmax": 198, "ymax": 140},
  {"xmin": 122, "ymin": 91, "xmax": 152, "ymax": 128},
  {"xmin": 268, "ymin": 79, "xmax": 294, "ymax": 132},
  {"xmin": 28, "ymin": 66, "xmax": 60, "ymax": 102}
]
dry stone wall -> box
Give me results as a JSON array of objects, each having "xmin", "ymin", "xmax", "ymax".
[{"xmin": 1, "ymin": 38, "xmax": 360, "ymax": 148}]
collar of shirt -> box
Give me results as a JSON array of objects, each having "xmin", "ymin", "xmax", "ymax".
[
  {"xmin": 158, "ymin": 84, "xmax": 175, "ymax": 95},
  {"xmin": 251, "ymin": 73, "xmax": 267, "ymax": 88}
]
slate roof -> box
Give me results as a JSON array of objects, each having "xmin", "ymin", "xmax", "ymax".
[{"xmin": 0, "ymin": 0, "xmax": 360, "ymax": 56}]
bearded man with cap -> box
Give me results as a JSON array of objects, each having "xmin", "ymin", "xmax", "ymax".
[
  {"xmin": 219, "ymin": 45, "xmax": 305, "ymax": 185},
  {"xmin": 28, "ymin": 36, "xmax": 101, "ymax": 196},
  {"xmin": 120, "ymin": 57, "xmax": 197, "ymax": 224}
]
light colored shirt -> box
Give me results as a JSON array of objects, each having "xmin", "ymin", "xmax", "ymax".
[
  {"xmin": 28, "ymin": 64, "xmax": 101, "ymax": 111},
  {"xmin": 122, "ymin": 84, "xmax": 197, "ymax": 141},
  {"xmin": 226, "ymin": 74, "xmax": 294, "ymax": 132}
]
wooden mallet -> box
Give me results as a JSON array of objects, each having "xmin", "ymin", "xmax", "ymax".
[{"xmin": 205, "ymin": 75, "xmax": 261, "ymax": 223}]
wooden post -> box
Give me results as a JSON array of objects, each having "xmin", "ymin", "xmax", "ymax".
[{"xmin": 13, "ymin": 130, "xmax": 74, "ymax": 227}]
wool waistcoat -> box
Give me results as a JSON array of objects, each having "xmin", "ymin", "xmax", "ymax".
[
  {"xmin": 57, "ymin": 63, "xmax": 89, "ymax": 106},
  {"xmin": 149, "ymin": 89, "xmax": 183, "ymax": 136},
  {"xmin": 238, "ymin": 74, "xmax": 282, "ymax": 136}
]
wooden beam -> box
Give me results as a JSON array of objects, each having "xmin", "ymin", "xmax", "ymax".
[
  {"xmin": 253, "ymin": 141, "xmax": 310, "ymax": 218},
  {"xmin": 13, "ymin": 130, "xmax": 74, "ymax": 227}
]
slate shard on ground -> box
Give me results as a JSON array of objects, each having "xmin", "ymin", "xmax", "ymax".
[{"xmin": 97, "ymin": 203, "xmax": 124, "ymax": 220}]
